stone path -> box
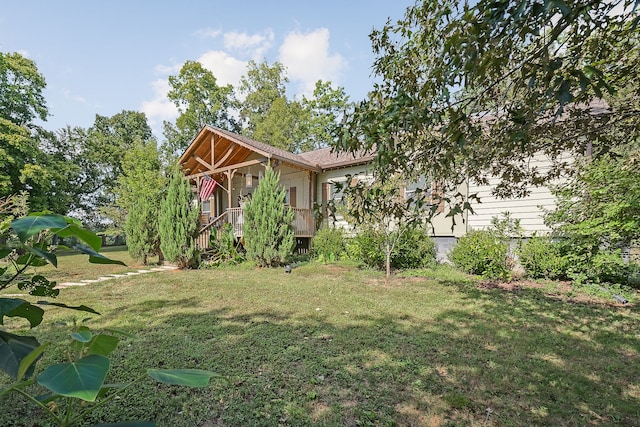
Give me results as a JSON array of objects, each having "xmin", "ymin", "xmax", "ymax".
[{"xmin": 54, "ymin": 265, "xmax": 179, "ymax": 289}]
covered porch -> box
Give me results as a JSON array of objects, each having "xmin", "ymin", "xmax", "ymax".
[{"xmin": 179, "ymin": 126, "xmax": 320, "ymax": 250}]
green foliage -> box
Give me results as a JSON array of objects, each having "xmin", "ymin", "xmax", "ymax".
[
  {"xmin": 391, "ymin": 226, "xmax": 437, "ymax": 270},
  {"xmin": 348, "ymin": 226, "xmax": 437, "ymax": 271},
  {"xmin": 243, "ymin": 166, "xmax": 295, "ymax": 267},
  {"xmin": 158, "ymin": 168, "xmax": 199, "ymax": 268},
  {"xmin": 312, "ymin": 226, "xmax": 346, "ymax": 262},
  {"xmin": 336, "ymin": 0, "xmax": 639, "ymax": 214},
  {"xmin": 0, "ymin": 203, "xmax": 221, "ymax": 425},
  {"xmin": 162, "ymin": 61, "xmax": 239, "ymax": 159},
  {"xmin": 117, "ymin": 141, "xmax": 164, "ymax": 264},
  {"xmin": 300, "ymin": 80, "xmax": 350, "ymax": 151},
  {"xmin": 347, "ymin": 226, "xmax": 385, "ymax": 270},
  {"xmin": 202, "ymin": 223, "xmax": 245, "ymax": 267},
  {"xmin": 449, "ymin": 230, "xmax": 510, "ymax": 280},
  {"xmin": 239, "ymin": 60, "xmax": 289, "ymax": 135},
  {"xmin": 518, "ymin": 236, "xmax": 570, "ymax": 280},
  {"xmin": 548, "ymin": 140, "xmax": 640, "ymax": 248}
]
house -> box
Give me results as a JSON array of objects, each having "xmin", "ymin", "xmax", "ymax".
[{"xmin": 179, "ymin": 126, "xmax": 469, "ymax": 254}]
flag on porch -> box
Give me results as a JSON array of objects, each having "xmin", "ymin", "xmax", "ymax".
[{"xmin": 199, "ymin": 175, "xmax": 218, "ymax": 201}]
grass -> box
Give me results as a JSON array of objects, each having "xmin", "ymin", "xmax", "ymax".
[{"xmin": 1, "ymin": 251, "xmax": 639, "ymax": 426}]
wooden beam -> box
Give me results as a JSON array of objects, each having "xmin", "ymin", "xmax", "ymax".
[
  {"xmin": 186, "ymin": 159, "xmax": 264, "ymax": 179},
  {"xmin": 213, "ymin": 143, "xmax": 236, "ymax": 169},
  {"xmin": 210, "ymin": 133, "xmax": 215, "ymax": 167},
  {"xmin": 192, "ymin": 155, "xmax": 214, "ymax": 171}
]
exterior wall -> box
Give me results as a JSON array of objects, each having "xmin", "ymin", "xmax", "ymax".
[
  {"xmin": 316, "ymin": 166, "xmax": 467, "ymax": 238},
  {"xmin": 466, "ymin": 154, "xmax": 569, "ymax": 236},
  {"xmin": 278, "ymin": 167, "xmax": 311, "ymax": 209}
]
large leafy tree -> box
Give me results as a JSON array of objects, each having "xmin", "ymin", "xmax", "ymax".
[
  {"xmin": 337, "ymin": 0, "xmax": 640, "ymax": 210},
  {"xmin": 252, "ymin": 97, "xmax": 309, "ymax": 152},
  {"xmin": 0, "ymin": 52, "xmax": 48, "ymax": 201},
  {"xmin": 301, "ymin": 80, "xmax": 350, "ymax": 151},
  {"xmin": 238, "ymin": 60, "xmax": 289, "ymax": 135},
  {"xmin": 243, "ymin": 166, "xmax": 295, "ymax": 267},
  {"xmin": 162, "ymin": 61, "xmax": 239, "ymax": 159}
]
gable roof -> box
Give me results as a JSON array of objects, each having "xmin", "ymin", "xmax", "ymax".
[{"xmin": 179, "ymin": 126, "xmax": 375, "ymax": 176}]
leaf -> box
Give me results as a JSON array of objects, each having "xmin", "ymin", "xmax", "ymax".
[
  {"xmin": 56, "ymin": 224, "xmax": 102, "ymax": 252},
  {"xmin": 74, "ymin": 245, "xmax": 126, "ymax": 266},
  {"xmin": 87, "ymin": 334, "xmax": 119, "ymax": 357},
  {"xmin": 11, "ymin": 214, "xmax": 68, "ymax": 243},
  {"xmin": 37, "ymin": 354, "xmax": 111, "ymax": 402},
  {"xmin": 36, "ymin": 301, "xmax": 101, "ymax": 315},
  {"xmin": 147, "ymin": 368, "xmax": 225, "ymax": 387},
  {"xmin": 0, "ymin": 330, "xmax": 41, "ymax": 379},
  {"xmin": 0, "ymin": 248, "xmax": 11, "ymax": 259},
  {"xmin": 70, "ymin": 329, "xmax": 92, "ymax": 343},
  {"xmin": 0, "ymin": 298, "xmax": 44, "ymax": 328},
  {"xmin": 17, "ymin": 343, "xmax": 50, "ymax": 381},
  {"xmin": 24, "ymin": 245, "xmax": 57, "ymax": 267}
]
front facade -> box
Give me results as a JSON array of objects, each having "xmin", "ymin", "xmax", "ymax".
[{"xmin": 179, "ymin": 126, "xmax": 468, "ymax": 252}]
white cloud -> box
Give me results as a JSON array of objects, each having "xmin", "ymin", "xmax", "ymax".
[
  {"xmin": 197, "ymin": 50, "xmax": 247, "ymax": 88},
  {"xmin": 62, "ymin": 89, "xmax": 86, "ymax": 104},
  {"xmin": 278, "ymin": 28, "xmax": 347, "ymax": 95},
  {"xmin": 140, "ymin": 78, "xmax": 179, "ymax": 135},
  {"xmin": 223, "ymin": 29, "xmax": 274, "ymax": 60},
  {"xmin": 194, "ymin": 27, "xmax": 222, "ymax": 39}
]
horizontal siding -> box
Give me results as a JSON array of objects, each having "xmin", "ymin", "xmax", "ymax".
[{"xmin": 467, "ymin": 154, "xmax": 571, "ymax": 236}]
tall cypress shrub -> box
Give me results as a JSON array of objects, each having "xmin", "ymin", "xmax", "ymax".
[
  {"xmin": 159, "ymin": 167, "xmax": 200, "ymax": 268},
  {"xmin": 243, "ymin": 166, "xmax": 295, "ymax": 267}
]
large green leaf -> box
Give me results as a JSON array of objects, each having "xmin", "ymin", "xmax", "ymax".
[
  {"xmin": 56, "ymin": 224, "xmax": 102, "ymax": 252},
  {"xmin": 0, "ymin": 298, "xmax": 44, "ymax": 327},
  {"xmin": 24, "ymin": 245, "xmax": 57, "ymax": 267},
  {"xmin": 11, "ymin": 214, "xmax": 68, "ymax": 243},
  {"xmin": 70, "ymin": 329, "xmax": 93, "ymax": 343},
  {"xmin": 146, "ymin": 369, "xmax": 224, "ymax": 387},
  {"xmin": 86, "ymin": 334, "xmax": 119, "ymax": 356},
  {"xmin": 17, "ymin": 343, "xmax": 50, "ymax": 381},
  {"xmin": 37, "ymin": 354, "xmax": 111, "ymax": 402},
  {"xmin": 0, "ymin": 331, "xmax": 40, "ymax": 379},
  {"xmin": 74, "ymin": 245, "xmax": 126, "ymax": 266}
]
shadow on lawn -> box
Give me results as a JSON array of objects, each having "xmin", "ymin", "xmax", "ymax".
[{"xmin": 2, "ymin": 280, "xmax": 639, "ymax": 426}]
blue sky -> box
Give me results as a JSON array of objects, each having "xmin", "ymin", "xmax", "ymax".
[{"xmin": 0, "ymin": 0, "xmax": 413, "ymax": 138}]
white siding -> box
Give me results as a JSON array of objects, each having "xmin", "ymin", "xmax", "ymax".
[{"xmin": 467, "ymin": 154, "xmax": 570, "ymax": 236}]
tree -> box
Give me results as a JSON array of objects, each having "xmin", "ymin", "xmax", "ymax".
[
  {"xmin": 301, "ymin": 80, "xmax": 350, "ymax": 151},
  {"xmin": 0, "ymin": 52, "xmax": 48, "ymax": 201},
  {"xmin": 243, "ymin": 166, "xmax": 295, "ymax": 267},
  {"xmin": 337, "ymin": 1, "xmax": 640, "ymax": 211},
  {"xmin": 116, "ymin": 141, "xmax": 165, "ymax": 264},
  {"xmin": 338, "ymin": 174, "xmax": 426, "ymax": 278},
  {"xmin": 159, "ymin": 167, "xmax": 199, "ymax": 268},
  {"xmin": 162, "ymin": 61, "xmax": 239, "ymax": 159},
  {"xmin": 238, "ymin": 60, "xmax": 289, "ymax": 135},
  {"xmin": 252, "ymin": 97, "xmax": 309, "ymax": 152}
]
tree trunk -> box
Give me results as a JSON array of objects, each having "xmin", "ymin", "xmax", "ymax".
[{"xmin": 385, "ymin": 241, "xmax": 391, "ymax": 278}]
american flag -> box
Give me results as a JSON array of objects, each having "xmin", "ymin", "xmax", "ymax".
[{"xmin": 199, "ymin": 175, "xmax": 218, "ymax": 201}]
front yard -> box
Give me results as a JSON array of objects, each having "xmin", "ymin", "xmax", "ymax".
[{"xmin": 1, "ymin": 251, "xmax": 639, "ymax": 426}]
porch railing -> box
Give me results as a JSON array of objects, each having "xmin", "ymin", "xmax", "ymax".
[{"xmin": 196, "ymin": 207, "xmax": 315, "ymax": 249}]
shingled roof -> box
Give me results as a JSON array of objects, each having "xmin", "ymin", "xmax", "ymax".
[{"xmin": 298, "ymin": 146, "xmax": 375, "ymax": 170}]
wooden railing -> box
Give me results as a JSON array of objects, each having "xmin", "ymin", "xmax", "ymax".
[
  {"xmin": 290, "ymin": 207, "xmax": 315, "ymax": 237},
  {"xmin": 196, "ymin": 207, "xmax": 315, "ymax": 249}
]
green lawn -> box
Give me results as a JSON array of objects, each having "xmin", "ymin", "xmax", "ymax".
[{"xmin": 1, "ymin": 251, "xmax": 639, "ymax": 426}]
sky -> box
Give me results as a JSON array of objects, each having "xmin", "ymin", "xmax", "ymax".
[{"xmin": 0, "ymin": 0, "xmax": 413, "ymax": 138}]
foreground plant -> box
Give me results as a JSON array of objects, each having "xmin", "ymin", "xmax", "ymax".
[{"xmin": 0, "ymin": 210, "xmax": 222, "ymax": 426}]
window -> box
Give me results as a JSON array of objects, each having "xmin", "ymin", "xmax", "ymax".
[{"xmin": 201, "ymin": 200, "xmax": 211, "ymax": 214}]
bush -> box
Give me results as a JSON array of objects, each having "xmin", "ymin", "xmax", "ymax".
[
  {"xmin": 203, "ymin": 223, "xmax": 245, "ymax": 267},
  {"xmin": 312, "ymin": 227, "xmax": 346, "ymax": 262},
  {"xmin": 243, "ymin": 166, "xmax": 295, "ymax": 267},
  {"xmin": 449, "ymin": 230, "xmax": 510, "ymax": 280},
  {"xmin": 347, "ymin": 227, "xmax": 385, "ymax": 270},
  {"xmin": 392, "ymin": 227, "xmax": 437, "ymax": 270},
  {"xmin": 347, "ymin": 226, "xmax": 437, "ymax": 271},
  {"xmin": 518, "ymin": 236, "xmax": 570, "ymax": 280}
]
